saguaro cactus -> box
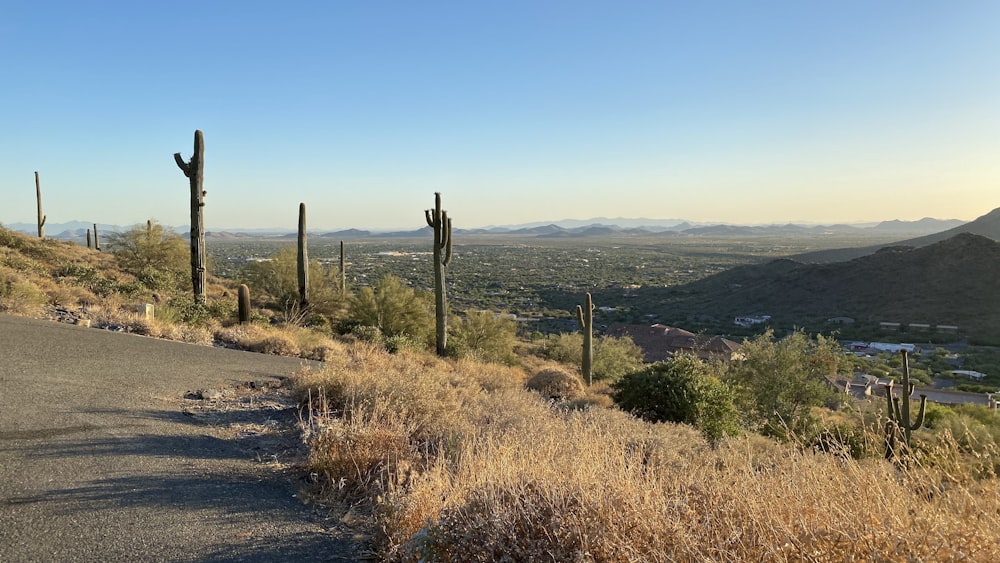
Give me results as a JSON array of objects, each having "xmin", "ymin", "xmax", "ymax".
[
  {"xmin": 238, "ymin": 284, "xmax": 252, "ymax": 325},
  {"xmin": 576, "ymin": 292, "xmax": 595, "ymax": 386},
  {"xmin": 86, "ymin": 229, "xmax": 92, "ymax": 249},
  {"xmin": 173, "ymin": 130, "xmax": 207, "ymax": 305},
  {"xmin": 424, "ymin": 192, "xmax": 453, "ymax": 356},
  {"xmin": 93, "ymin": 224, "xmax": 100, "ymax": 252},
  {"xmin": 297, "ymin": 203, "xmax": 309, "ymax": 309},
  {"xmin": 884, "ymin": 349, "xmax": 928, "ymax": 459},
  {"xmin": 339, "ymin": 240, "xmax": 346, "ymax": 295},
  {"xmin": 34, "ymin": 171, "xmax": 46, "ymax": 239}
]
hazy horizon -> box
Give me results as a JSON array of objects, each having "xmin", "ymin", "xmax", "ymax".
[{"xmin": 3, "ymin": 2, "xmax": 998, "ymax": 231}]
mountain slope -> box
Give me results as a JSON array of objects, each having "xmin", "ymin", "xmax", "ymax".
[
  {"xmin": 646, "ymin": 233, "xmax": 1000, "ymax": 341},
  {"xmin": 794, "ymin": 207, "xmax": 1000, "ymax": 263}
]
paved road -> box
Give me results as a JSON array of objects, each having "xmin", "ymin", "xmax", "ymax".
[{"xmin": 0, "ymin": 314, "xmax": 362, "ymax": 561}]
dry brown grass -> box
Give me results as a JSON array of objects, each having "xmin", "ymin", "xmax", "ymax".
[
  {"xmin": 525, "ymin": 366, "xmax": 585, "ymax": 401},
  {"xmin": 295, "ymin": 342, "xmax": 1000, "ymax": 562}
]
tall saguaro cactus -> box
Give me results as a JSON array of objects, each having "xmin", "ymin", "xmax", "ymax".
[
  {"xmin": 93, "ymin": 223, "xmax": 100, "ymax": 252},
  {"xmin": 424, "ymin": 192, "xmax": 453, "ymax": 356},
  {"xmin": 297, "ymin": 203, "xmax": 309, "ymax": 309},
  {"xmin": 884, "ymin": 349, "xmax": 928, "ymax": 459},
  {"xmin": 173, "ymin": 130, "xmax": 207, "ymax": 305},
  {"xmin": 34, "ymin": 171, "xmax": 46, "ymax": 239},
  {"xmin": 339, "ymin": 240, "xmax": 347, "ymax": 295},
  {"xmin": 576, "ymin": 292, "xmax": 595, "ymax": 386}
]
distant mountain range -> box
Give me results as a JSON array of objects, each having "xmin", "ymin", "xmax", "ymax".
[
  {"xmin": 793, "ymin": 208, "xmax": 1000, "ymax": 263},
  {"xmin": 632, "ymin": 231, "xmax": 1000, "ymax": 343},
  {"xmin": 1, "ymin": 216, "xmax": 968, "ymax": 240}
]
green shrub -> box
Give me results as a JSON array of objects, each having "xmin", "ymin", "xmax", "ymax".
[
  {"xmin": 540, "ymin": 333, "xmax": 644, "ymax": 381},
  {"xmin": 613, "ymin": 355, "xmax": 740, "ymax": 444},
  {"xmin": 347, "ymin": 275, "xmax": 433, "ymax": 346}
]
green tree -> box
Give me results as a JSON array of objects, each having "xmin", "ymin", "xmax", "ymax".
[
  {"xmin": 346, "ymin": 275, "xmax": 433, "ymax": 345},
  {"xmin": 105, "ymin": 221, "xmax": 187, "ymax": 290},
  {"xmin": 613, "ymin": 355, "xmax": 741, "ymax": 444},
  {"xmin": 726, "ymin": 330, "xmax": 842, "ymax": 439},
  {"xmin": 449, "ymin": 309, "xmax": 518, "ymax": 365}
]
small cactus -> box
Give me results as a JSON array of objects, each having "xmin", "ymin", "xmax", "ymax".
[
  {"xmin": 93, "ymin": 223, "xmax": 100, "ymax": 252},
  {"xmin": 576, "ymin": 292, "xmax": 595, "ymax": 386},
  {"xmin": 883, "ymin": 349, "xmax": 928, "ymax": 459},
  {"xmin": 86, "ymin": 229, "xmax": 92, "ymax": 249},
  {"xmin": 238, "ymin": 284, "xmax": 251, "ymax": 325},
  {"xmin": 424, "ymin": 192, "xmax": 453, "ymax": 357}
]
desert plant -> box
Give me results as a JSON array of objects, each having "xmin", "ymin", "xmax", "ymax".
[
  {"xmin": 297, "ymin": 202, "xmax": 309, "ymax": 308},
  {"xmin": 884, "ymin": 349, "xmax": 928, "ymax": 459},
  {"xmin": 539, "ymin": 332, "xmax": 644, "ymax": 382},
  {"xmin": 340, "ymin": 240, "xmax": 346, "ymax": 294},
  {"xmin": 92, "ymin": 223, "xmax": 100, "ymax": 251},
  {"xmin": 242, "ymin": 246, "xmax": 345, "ymax": 322},
  {"xmin": 576, "ymin": 292, "xmax": 594, "ymax": 385},
  {"xmin": 104, "ymin": 220, "xmax": 188, "ymax": 290},
  {"xmin": 726, "ymin": 329, "xmax": 842, "ymax": 439},
  {"xmin": 613, "ymin": 355, "xmax": 741, "ymax": 443},
  {"xmin": 525, "ymin": 367, "xmax": 584, "ymax": 401},
  {"xmin": 34, "ymin": 171, "xmax": 46, "ymax": 239},
  {"xmin": 347, "ymin": 275, "xmax": 433, "ymax": 345},
  {"xmin": 449, "ymin": 309, "xmax": 518, "ymax": 365},
  {"xmin": 424, "ymin": 192, "xmax": 453, "ymax": 356},
  {"xmin": 237, "ymin": 284, "xmax": 251, "ymax": 324},
  {"xmin": 173, "ymin": 129, "xmax": 207, "ymax": 304}
]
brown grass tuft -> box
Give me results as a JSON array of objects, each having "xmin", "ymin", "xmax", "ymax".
[{"xmin": 524, "ymin": 367, "xmax": 585, "ymax": 401}]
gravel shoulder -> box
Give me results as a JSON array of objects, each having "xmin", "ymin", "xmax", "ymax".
[{"xmin": 0, "ymin": 313, "xmax": 369, "ymax": 562}]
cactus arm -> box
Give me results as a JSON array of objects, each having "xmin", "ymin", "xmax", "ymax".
[
  {"xmin": 173, "ymin": 153, "xmax": 191, "ymax": 176},
  {"xmin": 40, "ymin": 215, "xmax": 46, "ymax": 227},
  {"xmin": 425, "ymin": 209, "xmax": 434, "ymax": 228},
  {"xmin": 910, "ymin": 395, "xmax": 928, "ymax": 431},
  {"xmin": 443, "ymin": 216, "xmax": 453, "ymax": 266},
  {"xmin": 884, "ymin": 382, "xmax": 895, "ymax": 420},
  {"xmin": 576, "ymin": 305, "xmax": 585, "ymax": 330}
]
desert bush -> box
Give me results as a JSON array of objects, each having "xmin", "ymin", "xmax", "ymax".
[
  {"xmin": 0, "ymin": 270, "xmax": 47, "ymax": 315},
  {"xmin": 242, "ymin": 246, "xmax": 346, "ymax": 322},
  {"xmin": 539, "ymin": 332, "xmax": 644, "ymax": 381},
  {"xmin": 104, "ymin": 221, "xmax": 188, "ymax": 291},
  {"xmin": 524, "ymin": 367, "xmax": 584, "ymax": 401},
  {"xmin": 346, "ymin": 276, "xmax": 433, "ymax": 346},
  {"xmin": 613, "ymin": 355, "xmax": 741, "ymax": 443},
  {"xmin": 726, "ymin": 329, "xmax": 842, "ymax": 439},
  {"xmin": 448, "ymin": 309, "xmax": 517, "ymax": 365}
]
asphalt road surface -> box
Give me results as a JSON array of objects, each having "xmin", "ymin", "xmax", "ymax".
[{"xmin": 0, "ymin": 314, "xmax": 363, "ymax": 561}]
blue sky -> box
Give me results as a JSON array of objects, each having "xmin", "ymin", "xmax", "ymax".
[{"xmin": 2, "ymin": 1, "xmax": 998, "ymax": 230}]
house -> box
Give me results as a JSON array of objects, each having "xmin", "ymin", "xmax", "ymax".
[
  {"xmin": 606, "ymin": 323, "xmax": 742, "ymax": 363},
  {"xmin": 879, "ymin": 322, "xmax": 901, "ymax": 331},
  {"xmin": 937, "ymin": 325, "xmax": 959, "ymax": 334},
  {"xmin": 951, "ymin": 370, "xmax": 987, "ymax": 382},
  {"xmin": 867, "ymin": 342, "xmax": 918, "ymax": 354},
  {"xmin": 734, "ymin": 315, "xmax": 770, "ymax": 328}
]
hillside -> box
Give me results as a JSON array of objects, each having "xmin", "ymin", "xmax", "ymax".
[
  {"xmin": 638, "ymin": 232, "xmax": 1000, "ymax": 341},
  {"xmin": 794, "ymin": 207, "xmax": 1000, "ymax": 263}
]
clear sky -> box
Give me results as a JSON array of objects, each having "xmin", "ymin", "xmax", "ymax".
[{"xmin": 2, "ymin": 1, "xmax": 998, "ymax": 231}]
